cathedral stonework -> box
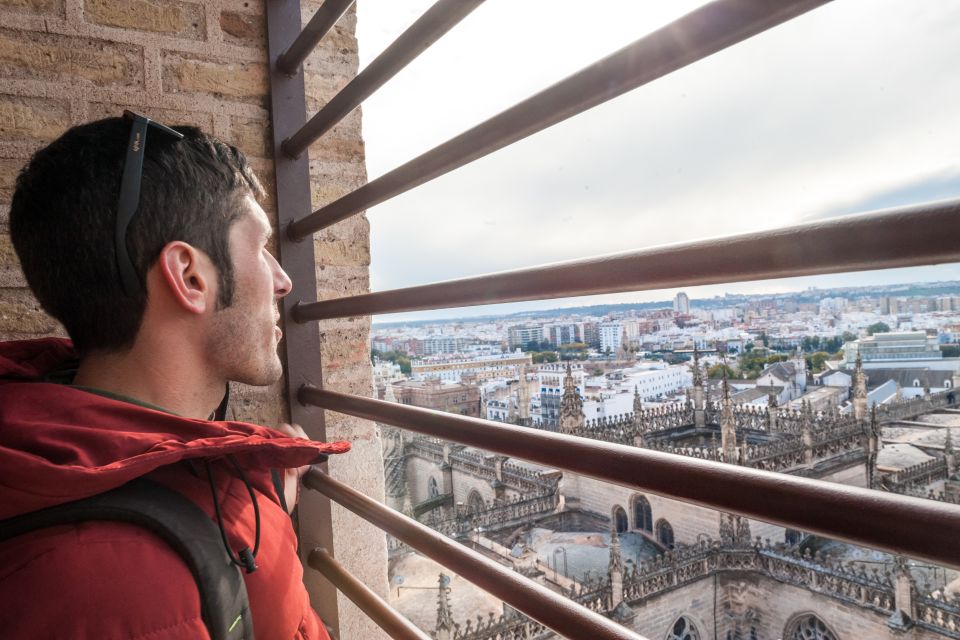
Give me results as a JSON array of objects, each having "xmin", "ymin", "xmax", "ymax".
[{"xmin": 389, "ymin": 369, "xmax": 958, "ymax": 640}]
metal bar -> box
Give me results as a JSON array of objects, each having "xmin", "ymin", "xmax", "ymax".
[
  {"xmin": 304, "ymin": 469, "xmax": 650, "ymax": 640},
  {"xmin": 293, "ymin": 198, "xmax": 960, "ymax": 321},
  {"xmin": 287, "ymin": 0, "xmax": 830, "ymax": 238},
  {"xmin": 276, "ymin": 0, "xmax": 355, "ymax": 75},
  {"xmin": 308, "ymin": 548, "xmax": 432, "ymax": 640},
  {"xmin": 283, "ymin": 0, "xmax": 485, "ymax": 158},
  {"xmin": 302, "ymin": 387, "xmax": 960, "ymax": 571},
  {"xmin": 265, "ymin": 0, "xmax": 338, "ymax": 631}
]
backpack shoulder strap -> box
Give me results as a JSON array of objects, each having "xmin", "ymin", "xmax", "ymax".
[{"xmin": 0, "ymin": 478, "xmax": 254, "ymax": 640}]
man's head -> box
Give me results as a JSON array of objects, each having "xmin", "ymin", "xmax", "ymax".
[{"xmin": 10, "ymin": 115, "xmax": 290, "ymax": 384}]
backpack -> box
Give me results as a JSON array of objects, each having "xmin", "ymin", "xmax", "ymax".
[{"xmin": 0, "ymin": 478, "xmax": 254, "ymax": 640}]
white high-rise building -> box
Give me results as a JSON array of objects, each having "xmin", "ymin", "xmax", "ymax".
[
  {"xmin": 673, "ymin": 292, "xmax": 690, "ymax": 314},
  {"xmin": 599, "ymin": 322, "xmax": 623, "ymax": 353}
]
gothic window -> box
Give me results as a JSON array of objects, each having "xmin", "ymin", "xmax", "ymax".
[
  {"xmin": 656, "ymin": 519, "xmax": 675, "ymax": 549},
  {"xmin": 785, "ymin": 528, "xmax": 802, "ymax": 545},
  {"xmin": 665, "ymin": 616, "xmax": 700, "ymax": 640},
  {"xmin": 467, "ymin": 490, "xmax": 485, "ymax": 514},
  {"xmin": 428, "ymin": 477, "xmax": 439, "ymax": 498},
  {"xmin": 613, "ymin": 506, "xmax": 629, "ymax": 534},
  {"xmin": 784, "ymin": 613, "xmax": 838, "ymax": 640},
  {"xmin": 634, "ymin": 496, "xmax": 653, "ymax": 533}
]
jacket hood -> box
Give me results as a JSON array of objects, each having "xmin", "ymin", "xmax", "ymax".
[{"xmin": 0, "ymin": 338, "xmax": 351, "ymax": 519}]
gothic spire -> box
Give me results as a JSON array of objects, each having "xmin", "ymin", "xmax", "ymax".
[
  {"xmin": 720, "ymin": 365, "xmax": 737, "ymax": 463},
  {"xmin": 633, "ymin": 386, "xmax": 642, "ymax": 413},
  {"xmin": 559, "ymin": 363, "xmax": 585, "ymax": 434}
]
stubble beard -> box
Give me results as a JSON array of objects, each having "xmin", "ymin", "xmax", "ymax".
[{"xmin": 207, "ymin": 304, "xmax": 283, "ymax": 387}]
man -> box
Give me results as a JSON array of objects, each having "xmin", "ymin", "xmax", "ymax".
[{"xmin": 0, "ymin": 113, "xmax": 349, "ymax": 638}]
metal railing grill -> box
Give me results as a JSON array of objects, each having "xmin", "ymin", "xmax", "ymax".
[{"xmin": 265, "ymin": 1, "xmax": 960, "ymax": 638}]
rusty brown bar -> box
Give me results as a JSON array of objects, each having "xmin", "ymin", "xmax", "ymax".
[
  {"xmin": 287, "ymin": 0, "xmax": 829, "ymax": 239},
  {"xmin": 302, "ymin": 387, "xmax": 960, "ymax": 571},
  {"xmin": 308, "ymin": 548, "xmax": 432, "ymax": 640},
  {"xmin": 304, "ymin": 470, "xmax": 650, "ymax": 640},
  {"xmin": 293, "ymin": 198, "xmax": 960, "ymax": 321},
  {"xmin": 266, "ymin": 0, "xmax": 338, "ymax": 631},
  {"xmin": 276, "ymin": 0, "xmax": 355, "ymax": 75},
  {"xmin": 283, "ymin": 0, "xmax": 485, "ymax": 158}
]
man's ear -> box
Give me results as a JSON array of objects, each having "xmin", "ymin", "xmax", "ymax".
[{"xmin": 156, "ymin": 241, "xmax": 214, "ymax": 314}]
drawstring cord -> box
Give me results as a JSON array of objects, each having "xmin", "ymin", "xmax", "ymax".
[{"xmin": 204, "ymin": 455, "xmax": 261, "ymax": 574}]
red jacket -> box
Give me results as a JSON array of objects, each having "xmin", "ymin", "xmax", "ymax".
[{"xmin": 0, "ymin": 338, "xmax": 351, "ymax": 639}]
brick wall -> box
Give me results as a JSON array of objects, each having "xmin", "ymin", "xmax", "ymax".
[{"xmin": 0, "ymin": 0, "xmax": 386, "ymax": 637}]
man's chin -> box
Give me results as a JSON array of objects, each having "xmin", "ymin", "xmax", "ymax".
[{"xmin": 231, "ymin": 360, "xmax": 284, "ymax": 388}]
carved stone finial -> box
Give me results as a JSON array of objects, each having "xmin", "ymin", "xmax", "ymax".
[
  {"xmin": 435, "ymin": 573, "xmax": 454, "ymax": 638},
  {"xmin": 853, "ymin": 351, "xmax": 868, "ymax": 422},
  {"xmin": 608, "ymin": 525, "xmax": 624, "ymax": 576},
  {"xmin": 633, "ymin": 385, "xmax": 642, "ymax": 414},
  {"xmin": 692, "ymin": 347, "xmax": 703, "ymax": 387}
]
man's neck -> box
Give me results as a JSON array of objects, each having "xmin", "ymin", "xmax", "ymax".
[{"xmin": 73, "ymin": 344, "xmax": 225, "ymax": 420}]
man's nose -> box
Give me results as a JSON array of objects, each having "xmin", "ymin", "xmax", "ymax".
[{"xmin": 272, "ymin": 254, "xmax": 292, "ymax": 298}]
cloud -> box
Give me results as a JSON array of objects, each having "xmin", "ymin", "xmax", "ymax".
[{"xmin": 352, "ymin": 0, "xmax": 960, "ymax": 320}]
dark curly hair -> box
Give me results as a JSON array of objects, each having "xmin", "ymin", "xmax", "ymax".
[{"xmin": 10, "ymin": 116, "xmax": 265, "ymax": 355}]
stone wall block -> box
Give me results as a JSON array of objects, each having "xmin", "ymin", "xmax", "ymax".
[
  {"xmin": 0, "ymin": 0, "xmax": 64, "ymax": 19},
  {"xmin": 0, "ymin": 287, "xmax": 58, "ymax": 335},
  {"xmin": 229, "ymin": 114, "xmax": 271, "ymax": 160},
  {"xmin": 315, "ymin": 264, "xmax": 369, "ymax": 300},
  {"xmin": 229, "ymin": 379, "xmax": 288, "ymax": 427},
  {"xmin": 219, "ymin": 10, "xmax": 264, "ymax": 49},
  {"xmin": 84, "ymin": 0, "xmax": 206, "ymax": 41},
  {"xmin": 0, "ymin": 94, "xmax": 70, "ymax": 143},
  {"xmin": 161, "ymin": 50, "xmax": 267, "ymax": 105},
  {"xmin": 314, "ymin": 215, "xmax": 370, "ymax": 267},
  {"xmin": 1, "ymin": 157, "xmax": 25, "ymax": 204},
  {"xmin": 0, "ymin": 29, "xmax": 144, "ymax": 88}
]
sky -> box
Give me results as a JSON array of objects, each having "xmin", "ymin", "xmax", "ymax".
[{"xmin": 352, "ymin": 1, "xmax": 960, "ymax": 322}]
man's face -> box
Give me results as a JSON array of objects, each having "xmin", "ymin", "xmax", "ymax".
[{"xmin": 205, "ymin": 194, "xmax": 292, "ymax": 386}]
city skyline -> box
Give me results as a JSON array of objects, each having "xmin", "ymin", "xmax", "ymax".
[
  {"xmin": 355, "ymin": 0, "xmax": 960, "ymax": 322},
  {"xmin": 371, "ymin": 277, "xmax": 960, "ymax": 326}
]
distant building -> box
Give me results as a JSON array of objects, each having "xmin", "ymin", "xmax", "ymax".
[
  {"xmin": 410, "ymin": 351, "xmax": 532, "ymax": 383},
  {"xmin": 842, "ymin": 331, "xmax": 956, "ymax": 371},
  {"xmin": 599, "ymin": 322, "xmax": 622, "ymax": 353},
  {"xmin": 673, "ymin": 292, "xmax": 690, "ymax": 314},
  {"xmin": 543, "ymin": 322, "xmax": 583, "ymax": 346},
  {"xmin": 508, "ymin": 325, "xmax": 544, "ymax": 350},
  {"xmin": 414, "ymin": 335, "xmax": 463, "ymax": 356},
  {"xmin": 393, "ymin": 378, "xmax": 481, "ymax": 417},
  {"xmin": 582, "ymin": 321, "xmax": 600, "ymax": 348}
]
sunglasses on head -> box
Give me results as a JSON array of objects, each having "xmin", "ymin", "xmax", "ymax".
[{"xmin": 116, "ymin": 110, "xmax": 184, "ymax": 297}]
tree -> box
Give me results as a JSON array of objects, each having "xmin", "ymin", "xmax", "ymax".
[
  {"xmin": 707, "ymin": 363, "xmax": 735, "ymax": 379},
  {"xmin": 805, "ymin": 351, "xmax": 831, "ymax": 373},
  {"xmin": 941, "ymin": 345, "xmax": 960, "ymax": 358},
  {"xmin": 371, "ymin": 349, "xmax": 411, "ymax": 374},
  {"xmin": 866, "ymin": 322, "xmax": 890, "ymax": 336},
  {"xmin": 531, "ymin": 351, "xmax": 558, "ymax": 364}
]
